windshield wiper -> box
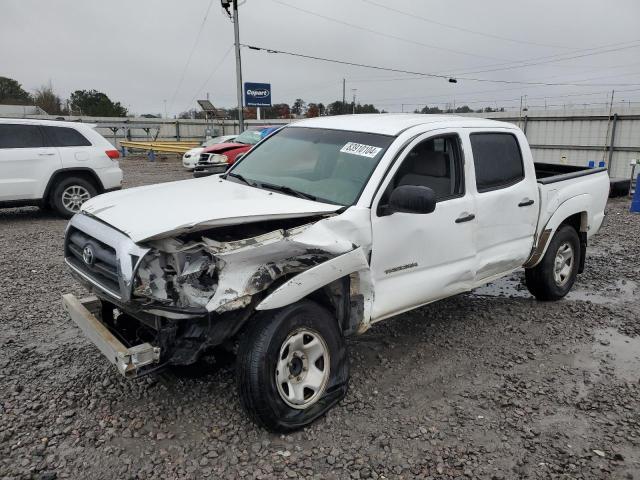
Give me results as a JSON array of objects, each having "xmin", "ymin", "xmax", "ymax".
[
  {"xmin": 260, "ymin": 182, "xmax": 319, "ymax": 202},
  {"xmin": 225, "ymin": 172, "xmax": 258, "ymax": 187}
]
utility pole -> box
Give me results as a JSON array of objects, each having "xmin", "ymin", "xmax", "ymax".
[
  {"xmin": 602, "ymin": 89, "xmax": 615, "ymax": 164},
  {"xmin": 352, "ymin": 89, "xmax": 357, "ymax": 114},
  {"xmin": 342, "ymin": 78, "xmax": 346, "ymax": 114},
  {"xmin": 519, "ymin": 95, "xmax": 523, "ymax": 128},
  {"xmin": 232, "ymin": 0, "xmax": 244, "ymax": 133}
]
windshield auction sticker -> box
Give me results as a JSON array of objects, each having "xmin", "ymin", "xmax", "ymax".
[{"xmin": 340, "ymin": 142, "xmax": 382, "ymax": 158}]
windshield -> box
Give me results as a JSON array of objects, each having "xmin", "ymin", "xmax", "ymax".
[
  {"xmin": 227, "ymin": 127, "xmax": 394, "ymax": 205},
  {"xmin": 202, "ymin": 136, "xmax": 228, "ymax": 147},
  {"xmin": 234, "ymin": 130, "xmax": 263, "ymax": 145}
]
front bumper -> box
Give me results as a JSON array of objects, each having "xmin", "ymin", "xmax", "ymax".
[
  {"xmin": 193, "ymin": 163, "xmax": 228, "ymax": 178},
  {"xmin": 62, "ymin": 294, "xmax": 160, "ymax": 377}
]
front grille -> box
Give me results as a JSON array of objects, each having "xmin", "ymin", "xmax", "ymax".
[
  {"xmin": 198, "ymin": 153, "xmax": 227, "ymax": 166},
  {"xmin": 197, "ymin": 153, "xmax": 213, "ymax": 165},
  {"xmin": 66, "ymin": 227, "xmax": 120, "ymax": 294},
  {"xmin": 64, "ymin": 214, "xmax": 150, "ymax": 302}
]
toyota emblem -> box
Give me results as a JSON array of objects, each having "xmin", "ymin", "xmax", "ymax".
[{"xmin": 82, "ymin": 245, "xmax": 95, "ymax": 266}]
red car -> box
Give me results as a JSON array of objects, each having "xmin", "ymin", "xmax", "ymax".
[{"xmin": 193, "ymin": 126, "xmax": 278, "ymax": 178}]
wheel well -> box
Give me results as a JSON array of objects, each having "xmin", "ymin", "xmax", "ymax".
[
  {"xmin": 559, "ymin": 212, "xmax": 586, "ymax": 233},
  {"xmin": 307, "ymin": 276, "xmax": 360, "ymax": 336},
  {"xmin": 44, "ymin": 169, "xmax": 104, "ymax": 203},
  {"xmin": 559, "ymin": 212, "xmax": 588, "ymax": 274}
]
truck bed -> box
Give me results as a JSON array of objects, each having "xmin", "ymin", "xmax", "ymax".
[
  {"xmin": 534, "ymin": 163, "xmax": 609, "ymax": 244},
  {"xmin": 534, "ymin": 162, "xmax": 608, "ymax": 185}
]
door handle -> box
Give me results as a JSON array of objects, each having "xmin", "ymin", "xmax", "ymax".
[
  {"xmin": 518, "ymin": 199, "xmax": 535, "ymax": 207},
  {"xmin": 38, "ymin": 152, "xmax": 56, "ymax": 156},
  {"xmin": 455, "ymin": 213, "xmax": 475, "ymax": 223}
]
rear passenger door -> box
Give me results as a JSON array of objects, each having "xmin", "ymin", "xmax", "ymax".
[
  {"xmin": 467, "ymin": 129, "xmax": 538, "ymax": 282},
  {"xmin": 42, "ymin": 126, "xmax": 93, "ymax": 170},
  {"xmin": 0, "ymin": 123, "xmax": 60, "ymax": 201},
  {"xmin": 370, "ymin": 131, "xmax": 477, "ymax": 320}
]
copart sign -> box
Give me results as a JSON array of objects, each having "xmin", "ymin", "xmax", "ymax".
[{"xmin": 244, "ymin": 82, "xmax": 272, "ymax": 107}]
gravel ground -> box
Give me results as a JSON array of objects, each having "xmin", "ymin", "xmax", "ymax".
[{"xmin": 1, "ymin": 157, "xmax": 639, "ymax": 480}]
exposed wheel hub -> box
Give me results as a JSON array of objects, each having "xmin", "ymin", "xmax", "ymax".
[
  {"xmin": 276, "ymin": 329, "xmax": 330, "ymax": 409},
  {"xmin": 553, "ymin": 241, "xmax": 574, "ymax": 286},
  {"xmin": 288, "ymin": 353, "xmax": 305, "ymax": 378}
]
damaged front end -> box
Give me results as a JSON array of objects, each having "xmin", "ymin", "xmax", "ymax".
[{"xmin": 63, "ymin": 210, "xmax": 372, "ymax": 376}]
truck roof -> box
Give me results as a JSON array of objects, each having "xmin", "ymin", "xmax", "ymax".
[{"xmin": 290, "ymin": 114, "xmax": 515, "ymax": 136}]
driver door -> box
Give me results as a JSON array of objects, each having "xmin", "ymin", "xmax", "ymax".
[{"xmin": 370, "ymin": 131, "xmax": 477, "ymax": 321}]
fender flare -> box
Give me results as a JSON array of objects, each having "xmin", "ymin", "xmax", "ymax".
[
  {"xmin": 43, "ymin": 168, "xmax": 105, "ymax": 200},
  {"xmin": 524, "ymin": 194, "xmax": 590, "ymax": 268},
  {"xmin": 256, "ymin": 247, "xmax": 369, "ymax": 311}
]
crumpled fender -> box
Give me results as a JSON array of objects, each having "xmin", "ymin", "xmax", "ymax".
[
  {"xmin": 256, "ymin": 247, "xmax": 370, "ymax": 311},
  {"xmin": 526, "ymin": 194, "xmax": 590, "ymax": 268}
]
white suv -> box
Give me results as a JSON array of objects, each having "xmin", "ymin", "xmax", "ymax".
[{"xmin": 0, "ymin": 118, "xmax": 123, "ymax": 217}]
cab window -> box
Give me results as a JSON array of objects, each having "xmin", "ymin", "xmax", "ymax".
[{"xmin": 379, "ymin": 134, "xmax": 464, "ymax": 209}]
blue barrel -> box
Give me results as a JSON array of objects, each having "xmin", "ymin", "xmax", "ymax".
[{"xmin": 631, "ymin": 174, "xmax": 640, "ymax": 213}]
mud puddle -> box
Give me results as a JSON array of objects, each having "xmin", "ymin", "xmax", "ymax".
[
  {"xmin": 472, "ymin": 271, "xmax": 638, "ymax": 305},
  {"xmin": 593, "ymin": 327, "xmax": 640, "ymax": 383}
]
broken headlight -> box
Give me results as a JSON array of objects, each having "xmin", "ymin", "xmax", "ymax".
[{"xmin": 133, "ymin": 247, "xmax": 218, "ymax": 309}]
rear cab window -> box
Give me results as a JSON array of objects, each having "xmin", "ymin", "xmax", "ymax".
[
  {"xmin": 0, "ymin": 124, "xmax": 45, "ymax": 148},
  {"xmin": 470, "ymin": 132, "xmax": 524, "ymax": 192},
  {"xmin": 43, "ymin": 126, "xmax": 92, "ymax": 147}
]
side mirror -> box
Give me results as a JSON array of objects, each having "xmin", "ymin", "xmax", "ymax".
[{"xmin": 388, "ymin": 185, "xmax": 436, "ymax": 215}]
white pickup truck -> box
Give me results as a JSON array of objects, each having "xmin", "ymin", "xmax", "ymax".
[{"xmin": 62, "ymin": 114, "xmax": 609, "ymax": 431}]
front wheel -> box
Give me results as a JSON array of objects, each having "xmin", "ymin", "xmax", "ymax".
[
  {"xmin": 236, "ymin": 300, "xmax": 349, "ymax": 432},
  {"xmin": 525, "ymin": 225, "xmax": 581, "ymax": 301}
]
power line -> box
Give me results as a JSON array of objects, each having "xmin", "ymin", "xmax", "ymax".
[
  {"xmin": 167, "ymin": 0, "xmax": 215, "ymax": 114},
  {"xmin": 365, "ymin": 86, "xmax": 640, "ymax": 111},
  {"xmin": 242, "ymin": 44, "xmax": 640, "ymax": 88},
  {"xmin": 439, "ymin": 38, "xmax": 640, "ymax": 77},
  {"xmin": 455, "ymin": 41, "xmax": 640, "ymax": 76},
  {"xmin": 182, "ymin": 44, "xmax": 234, "ymax": 114},
  {"xmin": 268, "ymin": 0, "xmax": 512, "ymax": 62},
  {"xmin": 272, "ymin": 0, "xmax": 640, "ymax": 81},
  {"xmin": 361, "ymin": 0, "xmax": 571, "ymax": 50}
]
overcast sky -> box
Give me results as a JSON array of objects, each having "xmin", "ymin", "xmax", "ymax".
[{"xmin": 2, "ymin": 0, "xmax": 640, "ymax": 116}]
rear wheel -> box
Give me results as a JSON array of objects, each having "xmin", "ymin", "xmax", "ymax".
[
  {"xmin": 236, "ymin": 300, "xmax": 349, "ymax": 432},
  {"xmin": 50, "ymin": 176, "xmax": 97, "ymax": 218},
  {"xmin": 525, "ymin": 225, "xmax": 580, "ymax": 301}
]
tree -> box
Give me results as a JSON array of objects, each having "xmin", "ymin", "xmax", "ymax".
[
  {"xmin": 33, "ymin": 84, "xmax": 63, "ymax": 115},
  {"xmin": 0, "ymin": 76, "xmax": 32, "ymax": 105},
  {"xmin": 306, "ymin": 103, "xmax": 320, "ymax": 118},
  {"xmin": 418, "ymin": 105, "xmax": 443, "ymax": 114},
  {"xmin": 327, "ymin": 100, "xmax": 348, "ymax": 115},
  {"xmin": 317, "ymin": 103, "xmax": 326, "ymax": 116},
  {"xmin": 291, "ymin": 98, "xmax": 306, "ymax": 116},
  {"xmin": 454, "ymin": 105, "xmax": 473, "ymax": 113},
  {"xmin": 69, "ymin": 89, "xmax": 127, "ymax": 117},
  {"xmin": 275, "ymin": 103, "xmax": 291, "ymax": 118},
  {"xmin": 355, "ymin": 103, "xmax": 379, "ymax": 114},
  {"xmin": 259, "ymin": 103, "xmax": 291, "ymax": 119}
]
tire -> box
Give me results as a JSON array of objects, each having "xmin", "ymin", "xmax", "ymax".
[
  {"xmin": 50, "ymin": 176, "xmax": 98, "ymax": 218},
  {"xmin": 236, "ymin": 300, "xmax": 349, "ymax": 432},
  {"xmin": 525, "ymin": 225, "xmax": 581, "ymax": 301}
]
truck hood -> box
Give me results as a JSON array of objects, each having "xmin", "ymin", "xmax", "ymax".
[{"xmin": 80, "ymin": 176, "xmax": 342, "ymax": 243}]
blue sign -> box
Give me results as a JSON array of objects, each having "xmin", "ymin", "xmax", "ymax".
[{"xmin": 244, "ymin": 82, "xmax": 271, "ymax": 107}]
